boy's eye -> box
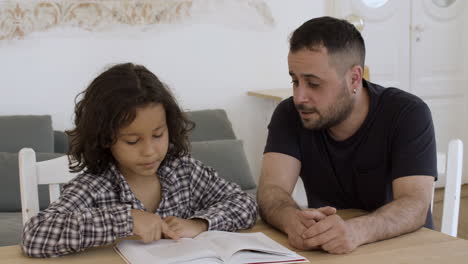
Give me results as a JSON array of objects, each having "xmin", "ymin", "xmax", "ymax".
[
  {"xmin": 153, "ymin": 133, "xmax": 163, "ymax": 139},
  {"xmin": 125, "ymin": 140, "xmax": 138, "ymax": 145},
  {"xmin": 122, "ymin": 137, "xmax": 139, "ymax": 145}
]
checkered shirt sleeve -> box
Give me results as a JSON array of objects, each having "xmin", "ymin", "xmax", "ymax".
[
  {"xmin": 21, "ymin": 173, "xmax": 134, "ymax": 258},
  {"xmin": 21, "ymin": 155, "xmax": 257, "ymax": 258},
  {"xmin": 165, "ymin": 156, "xmax": 257, "ymax": 232}
]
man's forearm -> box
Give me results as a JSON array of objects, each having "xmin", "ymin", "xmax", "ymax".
[
  {"xmin": 257, "ymin": 184, "xmax": 300, "ymax": 232},
  {"xmin": 347, "ymin": 195, "xmax": 429, "ymax": 246}
]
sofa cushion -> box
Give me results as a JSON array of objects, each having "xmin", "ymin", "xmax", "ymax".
[
  {"xmin": 191, "ymin": 139, "xmax": 256, "ymax": 190},
  {"xmin": 0, "ymin": 152, "xmax": 64, "ymax": 212},
  {"xmin": 187, "ymin": 109, "xmax": 236, "ymax": 142},
  {"xmin": 0, "ymin": 115, "xmax": 54, "ymax": 153}
]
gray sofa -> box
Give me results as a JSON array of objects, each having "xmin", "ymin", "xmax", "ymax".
[
  {"xmin": 0, "ymin": 110, "xmax": 256, "ymax": 246},
  {"xmin": 187, "ymin": 109, "xmax": 256, "ymax": 197},
  {"xmin": 0, "ymin": 115, "xmax": 69, "ymax": 246}
]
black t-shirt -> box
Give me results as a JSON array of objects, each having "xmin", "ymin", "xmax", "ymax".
[{"xmin": 265, "ymin": 80, "xmax": 437, "ymax": 227}]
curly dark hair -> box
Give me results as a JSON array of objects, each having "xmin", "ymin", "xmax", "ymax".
[
  {"xmin": 67, "ymin": 63, "xmax": 194, "ymax": 175},
  {"xmin": 290, "ymin": 16, "xmax": 365, "ymax": 74}
]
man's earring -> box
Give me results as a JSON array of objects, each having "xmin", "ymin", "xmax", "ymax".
[{"xmin": 353, "ymin": 88, "xmax": 357, "ymax": 94}]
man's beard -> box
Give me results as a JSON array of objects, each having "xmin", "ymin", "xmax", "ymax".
[{"xmin": 295, "ymin": 84, "xmax": 355, "ymax": 130}]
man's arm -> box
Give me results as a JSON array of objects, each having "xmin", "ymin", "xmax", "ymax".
[
  {"xmin": 257, "ymin": 152, "xmax": 301, "ymax": 231},
  {"xmin": 302, "ymin": 175, "xmax": 434, "ymax": 254},
  {"xmin": 258, "ymin": 152, "xmax": 333, "ymax": 249},
  {"xmin": 348, "ymin": 175, "xmax": 433, "ymax": 244}
]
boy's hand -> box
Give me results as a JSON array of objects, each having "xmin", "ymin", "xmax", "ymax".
[
  {"xmin": 131, "ymin": 209, "xmax": 179, "ymax": 243},
  {"xmin": 164, "ymin": 216, "xmax": 209, "ymax": 238}
]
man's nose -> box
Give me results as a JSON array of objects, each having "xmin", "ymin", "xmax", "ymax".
[{"xmin": 294, "ymin": 84, "xmax": 309, "ymax": 104}]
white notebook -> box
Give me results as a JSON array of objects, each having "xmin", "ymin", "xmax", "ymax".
[{"xmin": 115, "ymin": 231, "xmax": 309, "ymax": 264}]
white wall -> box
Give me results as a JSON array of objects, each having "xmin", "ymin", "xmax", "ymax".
[{"xmin": 0, "ymin": 0, "xmax": 327, "ymax": 182}]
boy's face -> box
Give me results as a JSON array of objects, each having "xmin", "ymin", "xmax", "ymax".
[{"xmin": 111, "ymin": 103, "xmax": 169, "ymax": 180}]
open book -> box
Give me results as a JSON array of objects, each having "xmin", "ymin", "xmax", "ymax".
[{"xmin": 115, "ymin": 231, "xmax": 309, "ymax": 264}]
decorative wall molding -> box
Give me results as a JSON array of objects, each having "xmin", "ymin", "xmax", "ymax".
[{"xmin": 0, "ymin": 0, "xmax": 274, "ymax": 40}]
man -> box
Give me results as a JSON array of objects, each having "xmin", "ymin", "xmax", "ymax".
[{"xmin": 257, "ymin": 16, "xmax": 437, "ymax": 254}]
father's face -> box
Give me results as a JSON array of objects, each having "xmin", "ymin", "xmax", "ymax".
[{"xmin": 288, "ymin": 48, "xmax": 355, "ymax": 130}]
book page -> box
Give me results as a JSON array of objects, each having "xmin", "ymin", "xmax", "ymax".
[
  {"xmin": 116, "ymin": 232, "xmax": 308, "ymax": 264},
  {"xmin": 229, "ymin": 251, "xmax": 309, "ymax": 264},
  {"xmin": 194, "ymin": 231, "xmax": 299, "ymax": 262},
  {"xmin": 116, "ymin": 238, "xmax": 221, "ymax": 264}
]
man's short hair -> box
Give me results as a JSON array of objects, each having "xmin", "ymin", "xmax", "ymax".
[{"xmin": 289, "ymin": 16, "xmax": 366, "ymax": 73}]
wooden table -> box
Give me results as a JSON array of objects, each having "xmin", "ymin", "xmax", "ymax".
[
  {"xmin": 247, "ymin": 88, "xmax": 291, "ymax": 102},
  {"xmin": 1, "ymin": 210, "xmax": 468, "ymax": 264}
]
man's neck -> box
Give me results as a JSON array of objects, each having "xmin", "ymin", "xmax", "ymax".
[{"xmin": 328, "ymin": 86, "xmax": 370, "ymax": 141}]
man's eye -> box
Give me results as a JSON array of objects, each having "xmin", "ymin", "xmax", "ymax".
[
  {"xmin": 309, "ymin": 82, "xmax": 319, "ymax": 88},
  {"xmin": 291, "ymin": 80, "xmax": 299, "ymax": 86}
]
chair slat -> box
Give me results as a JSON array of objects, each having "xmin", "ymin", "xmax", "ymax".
[
  {"xmin": 49, "ymin": 184, "xmax": 61, "ymax": 203},
  {"xmin": 36, "ymin": 156, "xmax": 77, "ymax": 185},
  {"xmin": 18, "ymin": 148, "xmax": 41, "ymax": 225},
  {"xmin": 18, "ymin": 148, "xmax": 78, "ymax": 225},
  {"xmin": 441, "ymin": 139, "xmax": 463, "ymax": 237}
]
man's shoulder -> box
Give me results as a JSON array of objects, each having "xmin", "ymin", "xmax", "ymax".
[
  {"xmin": 370, "ymin": 83, "xmax": 427, "ymax": 113},
  {"xmin": 382, "ymin": 88, "xmax": 424, "ymax": 105}
]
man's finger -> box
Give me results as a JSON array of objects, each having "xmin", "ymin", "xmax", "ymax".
[
  {"xmin": 298, "ymin": 216, "xmax": 317, "ymax": 228},
  {"xmin": 321, "ymin": 237, "xmax": 342, "ymax": 253},
  {"xmin": 302, "ymin": 219, "xmax": 333, "ymax": 239},
  {"xmin": 296, "ymin": 210, "xmax": 319, "ymax": 228},
  {"xmin": 317, "ymin": 206, "xmax": 337, "ymax": 216},
  {"xmin": 298, "ymin": 209, "xmax": 327, "ymax": 222},
  {"xmin": 303, "ymin": 227, "xmax": 337, "ymax": 248}
]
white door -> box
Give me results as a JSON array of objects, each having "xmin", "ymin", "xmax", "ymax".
[
  {"xmin": 332, "ymin": 0, "xmax": 411, "ymax": 90},
  {"xmin": 331, "ymin": 0, "xmax": 468, "ymax": 186},
  {"xmin": 411, "ymin": 0, "xmax": 468, "ymax": 187}
]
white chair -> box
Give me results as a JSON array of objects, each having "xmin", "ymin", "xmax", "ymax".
[
  {"xmin": 292, "ymin": 178, "xmax": 308, "ymax": 209},
  {"xmin": 18, "ymin": 148, "xmax": 78, "ymax": 225},
  {"xmin": 432, "ymin": 139, "xmax": 464, "ymax": 237},
  {"xmin": 292, "ymin": 139, "xmax": 464, "ymax": 237}
]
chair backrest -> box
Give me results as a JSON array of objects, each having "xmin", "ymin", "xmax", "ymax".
[
  {"xmin": 433, "ymin": 139, "xmax": 464, "ymax": 237},
  {"xmin": 18, "ymin": 148, "xmax": 78, "ymax": 225}
]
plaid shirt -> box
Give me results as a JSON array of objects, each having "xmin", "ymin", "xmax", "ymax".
[{"xmin": 21, "ymin": 155, "xmax": 257, "ymax": 258}]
